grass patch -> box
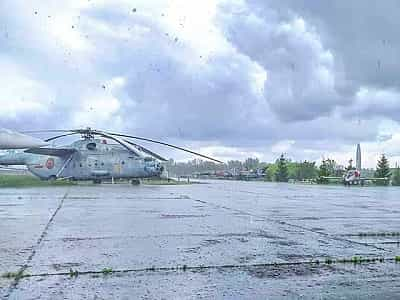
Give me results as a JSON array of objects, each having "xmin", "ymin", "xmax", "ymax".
[
  {"xmin": 324, "ymin": 258, "xmax": 333, "ymax": 265},
  {"xmin": 1, "ymin": 270, "xmax": 24, "ymax": 280},
  {"xmin": 101, "ymin": 268, "xmax": 113, "ymax": 275},
  {"xmin": 322, "ymin": 256, "xmax": 382, "ymax": 265},
  {"xmin": 358, "ymin": 232, "xmax": 400, "ymax": 237},
  {"xmin": 69, "ymin": 268, "xmax": 79, "ymax": 278},
  {"xmin": 0, "ymin": 175, "xmax": 75, "ymax": 188},
  {"xmin": 2, "ymin": 271, "xmax": 19, "ymax": 279},
  {"xmin": 141, "ymin": 178, "xmax": 192, "ymax": 185}
]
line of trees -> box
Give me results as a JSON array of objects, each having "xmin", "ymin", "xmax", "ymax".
[
  {"xmin": 165, "ymin": 153, "xmax": 400, "ymax": 185},
  {"xmin": 263, "ymin": 155, "xmax": 317, "ymax": 182}
]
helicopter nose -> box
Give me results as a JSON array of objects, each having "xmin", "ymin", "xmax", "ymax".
[
  {"xmin": 154, "ymin": 161, "xmax": 163, "ymax": 171},
  {"xmin": 147, "ymin": 161, "xmax": 163, "ymax": 174}
]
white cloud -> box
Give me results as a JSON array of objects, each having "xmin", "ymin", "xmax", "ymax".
[
  {"xmin": 196, "ymin": 145, "xmax": 264, "ymax": 162},
  {"xmin": 271, "ymin": 140, "xmax": 295, "ymax": 155},
  {"xmin": 72, "ymin": 89, "xmax": 122, "ymax": 129},
  {"xmin": 0, "ymin": 59, "xmax": 54, "ymax": 118}
]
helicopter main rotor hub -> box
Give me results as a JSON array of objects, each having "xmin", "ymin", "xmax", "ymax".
[{"xmin": 81, "ymin": 127, "xmax": 95, "ymax": 140}]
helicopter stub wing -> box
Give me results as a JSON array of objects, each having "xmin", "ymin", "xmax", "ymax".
[{"xmin": 24, "ymin": 148, "xmax": 76, "ymax": 157}]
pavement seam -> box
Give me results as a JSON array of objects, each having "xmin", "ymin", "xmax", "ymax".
[
  {"xmin": 4, "ymin": 191, "xmax": 69, "ymax": 299},
  {"xmin": 6, "ymin": 257, "xmax": 399, "ymax": 280}
]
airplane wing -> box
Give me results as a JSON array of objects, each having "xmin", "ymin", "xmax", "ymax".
[{"xmin": 24, "ymin": 148, "xmax": 76, "ymax": 157}]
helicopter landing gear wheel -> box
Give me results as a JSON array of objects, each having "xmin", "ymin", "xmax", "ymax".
[
  {"xmin": 130, "ymin": 179, "xmax": 140, "ymax": 185},
  {"xmin": 93, "ymin": 179, "xmax": 101, "ymax": 184},
  {"xmin": 48, "ymin": 175, "xmax": 57, "ymax": 182}
]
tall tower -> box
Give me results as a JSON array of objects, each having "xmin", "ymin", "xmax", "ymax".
[{"xmin": 356, "ymin": 143, "xmax": 362, "ymax": 171}]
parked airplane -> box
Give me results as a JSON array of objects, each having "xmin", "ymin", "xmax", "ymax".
[{"xmin": 321, "ymin": 144, "xmax": 388, "ymax": 186}]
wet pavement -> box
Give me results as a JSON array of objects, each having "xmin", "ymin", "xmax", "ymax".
[{"xmin": 2, "ymin": 180, "xmax": 400, "ymax": 299}]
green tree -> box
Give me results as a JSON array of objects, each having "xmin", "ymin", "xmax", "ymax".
[
  {"xmin": 318, "ymin": 158, "xmax": 342, "ymax": 184},
  {"xmin": 275, "ymin": 154, "xmax": 288, "ymax": 182},
  {"xmin": 293, "ymin": 161, "xmax": 318, "ymax": 181},
  {"xmin": 345, "ymin": 159, "xmax": 354, "ymax": 171},
  {"xmin": 264, "ymin": 164, "xmax": 276, "ymax": 181},
  {"xmin": 392, "ymin": 164, "xmax": 400, "ymax": 186},
  {"xmin": 286, "ymin": 161, "xmax": 297, "ymax": 179},
  {"xmin": 318, "ymin": 158, "xmax": 341, "ymax": 177},
  {"xmin": 375, "ymin": 154, "xmax": 391, "ymax": 186},
  {"xmin": 243, "ymin": 157, "xmax": 260, "ymax": 171}
]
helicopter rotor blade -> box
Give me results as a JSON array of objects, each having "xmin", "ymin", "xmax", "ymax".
[
  {"xmin": 123, "ymin": 139, "xmax": 168, "ymax": 162},
  {"xmin": 21, "ymin": 130, "xmax": 72, "ymax": 134},
  {"xmin": 45, "ymin": 132, "xmax": 80, "ymax": 142},
  {"xmin": 104, "ymin": 132, "xmax": 223, "ymax": 164},
  {"xmin": 20, "ymin": 128, "xmax": 223, "ymax": 163},
  {"xmin": 94, "ymin": 131, "xmax": 143, "ymax": 157}
]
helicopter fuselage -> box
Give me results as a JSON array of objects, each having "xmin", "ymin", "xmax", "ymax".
[{"xmin": 0, "ymin": 139, "xmax": 163, "ymax": 181}]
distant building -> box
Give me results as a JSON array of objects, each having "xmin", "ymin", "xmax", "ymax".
[{"xmin": 356, "ymin": 143, "xmax": 362, "ymax": 170}]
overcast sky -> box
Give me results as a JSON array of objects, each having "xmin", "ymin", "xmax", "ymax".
[{"xmin": 1, "ymin": 0, "xmax": 399, "ymax": 167}]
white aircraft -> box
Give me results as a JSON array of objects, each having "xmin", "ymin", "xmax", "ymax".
[
  {"xmin": 322, "ymin": 144, "xmax": 388, "ymax": 186},
  {"xmin": 0, "ymin": 128, "xmax": 48, "ymax": 149}
]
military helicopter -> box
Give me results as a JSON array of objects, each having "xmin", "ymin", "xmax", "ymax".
[{"xmin": 0, "ymin": 128, "xmax": 222, "ymax": 183}]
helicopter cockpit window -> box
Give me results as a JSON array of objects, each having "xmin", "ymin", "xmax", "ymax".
[{"xmin": 87, "ymin": 143, "xmax": 96, "ymax": 150}]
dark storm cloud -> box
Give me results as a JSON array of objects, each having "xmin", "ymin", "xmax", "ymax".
[
  {"xmin": 217, "ymin": 1, "xmax": 351, "ymax": 122},
  {"xmin": 264, "ymin": 0, "xmax": 400, "ymax": 91},
  {"xmin": 240, "ymin": 0, "xmax": 400, "ymax": 120}
]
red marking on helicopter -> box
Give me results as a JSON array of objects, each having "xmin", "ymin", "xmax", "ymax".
[{"xmin": 46, "ymin": 158, "xmax": 55, "ymax": 169}]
